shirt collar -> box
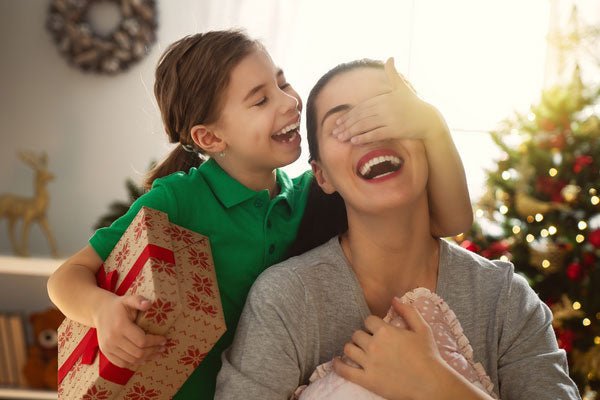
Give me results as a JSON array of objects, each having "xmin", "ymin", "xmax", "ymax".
[{"xmin": 200, "ymin": 158, "xmax": 296, "ymax": 211}]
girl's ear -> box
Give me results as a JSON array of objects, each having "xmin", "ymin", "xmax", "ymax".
[
  {"xmin": 190, "ymin": 125, "xmax": 226, "ymax": 154},
  {"xmin": 310, "ymin": 160, "xmax": 336, "ymax": 194}
]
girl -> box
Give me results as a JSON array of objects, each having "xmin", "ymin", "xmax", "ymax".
[
  {"xmin": 215, "ymin": 59, "xmax": 580, "ymax": 399},
  {"xmin": 47, "ymin": 30, "xmax": 472, "ymax": 399}
]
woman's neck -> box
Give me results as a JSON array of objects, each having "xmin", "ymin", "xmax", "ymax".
[{"xmin": 341, "ymin": 200, "xmax": 440, "ymax": 316}]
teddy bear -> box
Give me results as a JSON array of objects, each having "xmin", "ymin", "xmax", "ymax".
[{"xmin": 23, "ymin": 307, "xmax": 65, "ymax": 390}]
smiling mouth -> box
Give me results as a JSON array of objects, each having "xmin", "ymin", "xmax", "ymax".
[
  {"xmin": 272, "ymin": 121, "xmax": 300, "ymax": 143},
  {"xmin": 357, "ymin": 154, "xmax": 403, "ymax": 180}
]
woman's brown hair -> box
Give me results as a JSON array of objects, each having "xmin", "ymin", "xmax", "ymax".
[{"xmin": 144, "ymin": 30, "xmax": 260, "ymax": 190}]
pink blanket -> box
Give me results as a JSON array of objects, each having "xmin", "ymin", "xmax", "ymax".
[{"xmin": 295, "ymin": 288, "xmax": 497, "ymax": 399}]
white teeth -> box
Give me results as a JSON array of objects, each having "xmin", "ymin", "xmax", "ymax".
[
  {"xmin": 359, "ymin": 155, "xmax": 401, "ymax": 177},
  {"xmin": 274, "ymin": 121, "xmax": 300, "ymax": 136}
]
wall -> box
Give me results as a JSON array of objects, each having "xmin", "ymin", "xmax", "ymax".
[{"xmin": 0, "ymin": 0, "xmax": 300, "ymax": 258}]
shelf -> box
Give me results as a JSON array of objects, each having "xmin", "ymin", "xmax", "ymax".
[
  {"xmin": 0, "ymin": 388, "xmax": 57, "ymax": 399},
  {"xmin": 0, "ymin": 256, "xmax": 63, "ymax": 277}
]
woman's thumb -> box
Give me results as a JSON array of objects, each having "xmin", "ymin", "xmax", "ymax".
[{"xmin": 124, "ymin": 294, "xmax": 151, "ymax": 311}]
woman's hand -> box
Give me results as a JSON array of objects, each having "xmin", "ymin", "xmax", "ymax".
[
  {"xmin": 333, "ymin": 298, "xmax": 443, "ymax": 400},
  {"xmin": 331, "ymin": 57, "xmax": 444, "ymax": 145},
  {"xmin": 92, "ymin": 293, "xmax": 167, "ymax": 369}
]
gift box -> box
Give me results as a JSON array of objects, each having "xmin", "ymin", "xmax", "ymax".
[{"xmin": 57, "ymin": 207, "xmax": 226, "ymax": 399}]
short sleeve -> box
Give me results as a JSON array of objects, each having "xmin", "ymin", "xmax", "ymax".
[
  {"xmin": 89, "ymin": 180, "xmax": 176, "ymax": 260},
  {"xmin": 215, "ymin": 266, "xmax": 308, "ymax": 400},
  {"xmin": 497, "ymin": 272, "xmax": 580, "ymax": 399}
]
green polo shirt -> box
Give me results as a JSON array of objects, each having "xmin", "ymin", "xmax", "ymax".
[{"xmin": 89, "ymin": 158, "xmax": 312, "ymax": 399}]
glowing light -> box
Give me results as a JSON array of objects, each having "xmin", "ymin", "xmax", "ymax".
[
  {"xmin": 548, "ymin": 226, "xmax": 557, "ymax": 235},
  {"xmin": 527, "ymin": 113, "xmax": 536, "ymax": 121},
  {"xmin": 512, "ymin": 226, "xmax": 521, "ymax": 234},
  {"xmin": 576, "ymin": 234, "xmax": 585, "ymax": 243},
  {"xmin": 578, "ymin": 221, "xmax": 588, "ymax": 230},
  {"xmin": 535, "ymin": 213, "xmax": 543, "ymax": 222},
  {"xmin": 526, "ymin": 234, "xmax": 535, "ymax": 242},
  {"xmin": 541, "ymin": 259, "xmax": 550, "ymax": 269},
  {"xmin": 540, "ymin": 229, "xmax": 549, "ymax": 237},
  {"xmin": 548, "ymin": 168, "xmax": 558, "ymax": 177},
  {"xmin": 527, "ymin": 215, "xmax": 535, "ymax": 223},
  {"xmin": 502, "ymin": 171, "xmax": 511, "ymax": 180},
  {"xmin": 499, "ymin": 205, "xmax": 509, "ymax": 214},
  {"xmin": 594, "ymin": 336, "xmax": 600, "ymax": 345},
  {"xmin": 583, "ymin": 318, "xmax": 591, "ymax": 327},
  {"xmin": 573, "ymin": 301, "xmax": 582, "ymax": 310},
  {"xmin": 500, "ymin": 255, "xmax": 509, "ymax": 262},
  {"xmin": 475, "ymin": 209, "xmax": 484, "ymax": 218},
  {"xmin": 589, "ymin": 188, "xmax": 597, "ymax": 196},
  {"xmin": 592, "ymin": 196, "xmax": 600, "ymax": 205}
]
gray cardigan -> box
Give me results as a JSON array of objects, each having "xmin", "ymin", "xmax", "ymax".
[{"xmin": 216, "ymin": 237, "xmax": 580, "ymax": 399}]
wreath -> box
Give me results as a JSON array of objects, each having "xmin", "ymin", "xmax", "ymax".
[{"xmin": 46, "ymin": 0, "xmax": 158, "ymax": 75}]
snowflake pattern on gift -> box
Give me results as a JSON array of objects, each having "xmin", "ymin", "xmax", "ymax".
[
  {"xmin": 191, "ymin": 273, "xmax": 214, "ymax": 298},
  {"xmin": 129, "ymin": 271, "xmax": 144, "ymax": 293},
  {"xmin": 82, "ymin": 384, "xmax": 112, "ymax": 400},
  {"xmin": 165, "ymin": 225, "xmax": 194, "ymax": 245},
  {"xmin": 134, "ymin": 213, "xmax": 155, "ymax": 240},
  {"xmin": 187, "ymin": 293, "xmax": 218, "ymax": 317},
  {"xmin": 115, "ymin": 240, "xmax": 131, "ymax": 268},
  {"xmin": 123, "ymin": 382, "xmax": 161, "ymax": 400},
  {"xmin": 150, "ymin": 257, "xmax": 176, "ymax": 277},
  {"xmin": 187, "ymin": 248, "xmax": 211, "ymax": 271},
  {"xmin": 178, "ymin": 346, "xmax": 208, "ymax": 368},
  {"xmin": 144, "ymin": 298, "xmax": 175, "ymax": 325},
  {"xmin": 58, "ymin": 323, "xmax": 73, "ymax": 348},
  {"xmin": 163, "ymin": 337, "xmax": 179, "ymax": 356}
]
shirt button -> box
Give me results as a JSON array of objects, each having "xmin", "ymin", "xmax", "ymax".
[
  {"xmin": 267, "ymin": 220, "xmax": 272, "ymax": 229},
  {"xmin": 268, "ymin": 244, "xmax": 275, "ymax": 254},
  {"xmin": 254, "ymin": 199, "xmax": 264, "ymax": 208}
]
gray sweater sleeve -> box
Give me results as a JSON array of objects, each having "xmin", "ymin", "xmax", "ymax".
[
  {"xmin": 215, "ymin": 266, "xmax": 306, "ymax": 400},
  {"xmin": 496, "ymin": 272, "xmax": 580, "ymax": 399}
]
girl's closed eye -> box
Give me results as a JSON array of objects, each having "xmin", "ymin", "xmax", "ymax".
[{"xmin": 254, "ymin": 96, "xmax": 268, "ymax": 107}]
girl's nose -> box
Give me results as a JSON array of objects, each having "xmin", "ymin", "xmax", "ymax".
[{"xmin": 278, "ymin": 90, "xmax": 299, "ymax": 114}]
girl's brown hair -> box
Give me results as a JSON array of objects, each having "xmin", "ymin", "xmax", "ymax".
[{"xmin": 144, "ymin": 30, "xmax": 260, "ymax": 190}]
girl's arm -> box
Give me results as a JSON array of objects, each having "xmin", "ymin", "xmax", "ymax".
[
  {"xmin": 48, "ymin": 245, "xmax": 166, "ymax": 369},
  {"xmin": 331, "ymin": 58, "xmax": 472, "ymax": 237},
  {"xmin": 334, "ymin": 300, "xmax": 495, "ymax": 400}
]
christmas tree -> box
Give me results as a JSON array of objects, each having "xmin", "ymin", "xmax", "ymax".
[
  {"xmin": 456, "ymin": 66, "xmax": 600, "ymax": 392},
  {"xmin": 454, "ymin": 6, "xmax": 600, "ymax": 390}
]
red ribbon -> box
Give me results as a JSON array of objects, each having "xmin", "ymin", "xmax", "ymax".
[{"xmin": 58, "ymin": 244, "xmax": 175, "ymax": 385}]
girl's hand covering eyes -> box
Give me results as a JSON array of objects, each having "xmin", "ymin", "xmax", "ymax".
[{"xmin": 331, "ymin": 58, "xmax": 443, "ymax": 145}]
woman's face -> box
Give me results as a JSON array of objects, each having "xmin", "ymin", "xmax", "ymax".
[{"xmin": 311, "ymin": 67, "xmax": 429, "ymax": 214}]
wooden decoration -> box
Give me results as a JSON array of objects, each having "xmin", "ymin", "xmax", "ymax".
[{"xmin": 0, "ymin": 151, "xmax": 58, "ymax": 257}]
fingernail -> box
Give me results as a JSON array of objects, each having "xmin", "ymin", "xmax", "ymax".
[{"xmin": 140, "ymin": 300, "xmax": 149, "ymax": 306}]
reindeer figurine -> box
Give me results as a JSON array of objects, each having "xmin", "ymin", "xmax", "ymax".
[{"xmin": 0, "ymin": 151, "xmax": 58, "ymax": 257}]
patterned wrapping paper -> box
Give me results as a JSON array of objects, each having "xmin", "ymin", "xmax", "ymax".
[{"xmin": 57, "ymin": 207, "xmax": 226, "ymax": 399}]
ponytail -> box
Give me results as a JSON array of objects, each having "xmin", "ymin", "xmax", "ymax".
[{"xmin": 144, "ymin": 145, "xmax": 204, "ymax": 191}]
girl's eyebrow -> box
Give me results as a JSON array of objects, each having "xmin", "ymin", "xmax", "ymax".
[{"xmin": 243, "ymin": 84, "xmax": 266, "ymax": 102}]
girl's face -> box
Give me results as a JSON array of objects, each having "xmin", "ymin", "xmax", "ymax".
[
  {"xmin": 312, "ymin": 67, "xmax": 429, "ymax": 214},
  {"xmin": 210, "ymin": 49, "xmax": 302, "ymax": 174}
]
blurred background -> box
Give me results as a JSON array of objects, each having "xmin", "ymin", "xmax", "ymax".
[
  {"xmin": 1, "ymin": 0, "xmax": 600, "ymax": 397},
  {"xmin": 3, "ymin": 0, "xmax": 595, "ymax": 256}
]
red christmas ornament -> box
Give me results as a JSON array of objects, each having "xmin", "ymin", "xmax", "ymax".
[
  {"xmin": 588, "ymin": 229, "xmax": 600, "ymax": 248},
  {"xmin": 549, "ymin": 132, "xmax": 567, "ymax": 149},
  {"xmin": 573, "ymin": 155, "xmax": 593, "ymax": 173},
  {"xmin": 535, "ymin": 176, "xmax": 567, "ymax": 202},
  {"xmin": 481, "ymin": 240, "xmax": 511, "ymax": 259},
  {"xmin": 556, "ymin": 328, "xmax": 576, "ymax": 353},
  {"xmin": 460, "ymin": 240, "xmax": 481, "ymax": 254},
  {"xmin": 582, "ymin": 252, "xmax": 596, "ymax": 267},
  {"xmin": 566, "ymin": 262, "xmax": 584, "ymax": 281}
]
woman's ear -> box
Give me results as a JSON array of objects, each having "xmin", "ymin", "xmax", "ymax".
[
  {"xmin": 190, "ymin": 124, "xmax": 226, "ymax": 154},
  {"xmin": 311, "ymin": 160, "xmax": 336, "ymax": 194}
]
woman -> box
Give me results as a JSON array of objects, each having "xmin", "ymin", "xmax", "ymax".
[{"xmin": 215, "ymin": 59, "xmax": 580, "ymax": 399}]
